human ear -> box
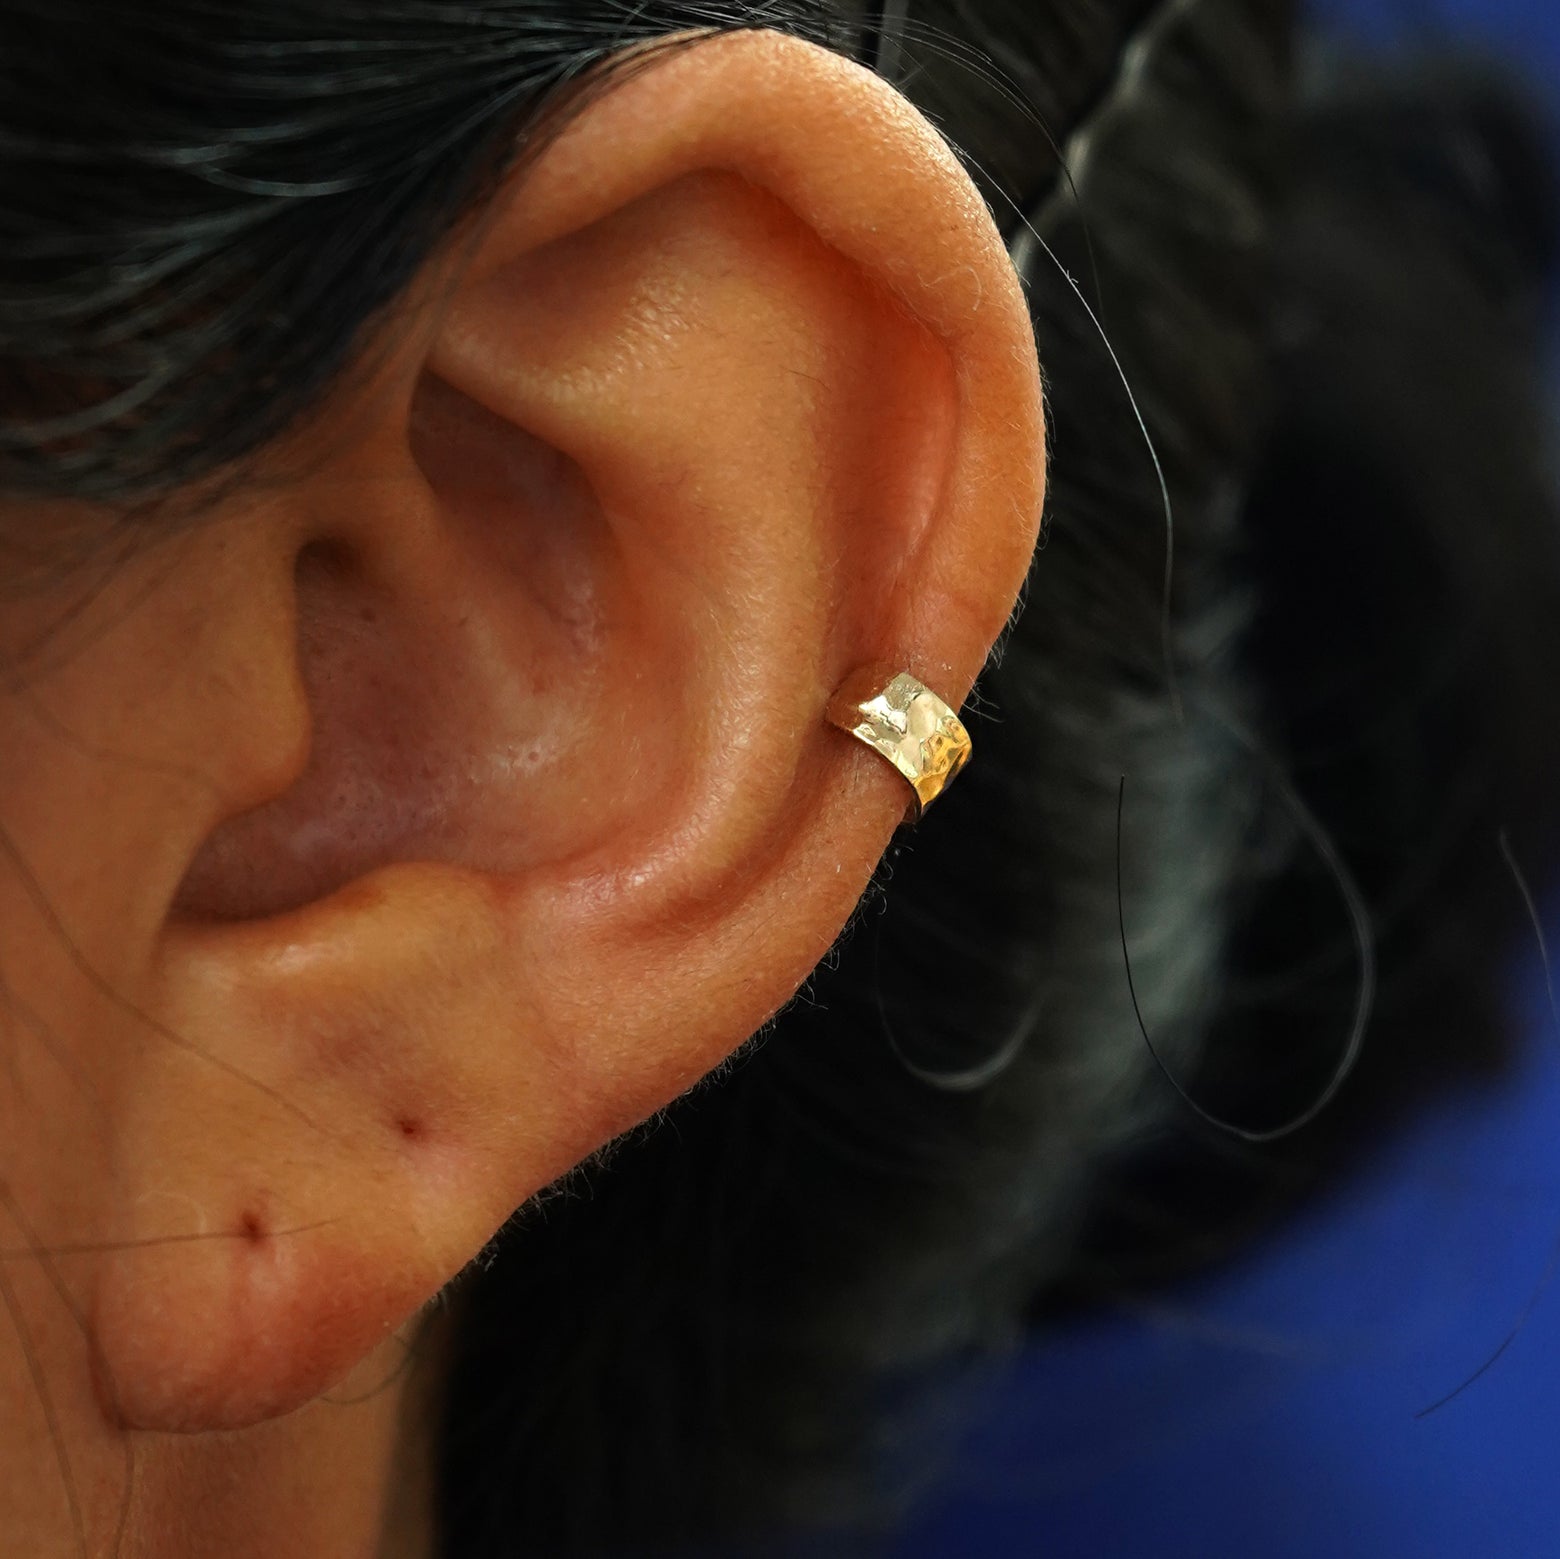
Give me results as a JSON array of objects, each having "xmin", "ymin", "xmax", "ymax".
[{"xmin": 26, "ymin": 28, "xmax": 1044, "ymax": 1433}]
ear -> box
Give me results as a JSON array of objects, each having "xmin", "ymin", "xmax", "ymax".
[{"xmin": 72, "ymin": 29, "xmax": 1045, "ymax": 1432}]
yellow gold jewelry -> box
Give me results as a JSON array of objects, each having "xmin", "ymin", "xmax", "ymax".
[{"xmin": 826, "ymin": 663, "xmax": 973, "ymax": 824}]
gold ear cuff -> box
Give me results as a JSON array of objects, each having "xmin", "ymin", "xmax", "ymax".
[{"xmin": 825, "ymin": 664, "xmax": 972, "ymax": 824}]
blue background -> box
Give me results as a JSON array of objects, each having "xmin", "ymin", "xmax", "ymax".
[
  {"xmin": 899, "ymin": 936, "xmax": 1560, "ymax": 1556},
  {"xmin": 893, "ymin": 4, "xmax": 1560, "ymax": 1554}
]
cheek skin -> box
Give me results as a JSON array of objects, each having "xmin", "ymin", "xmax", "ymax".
[{"xmin": 0, "ymin": 515, "xmax": 312, "ymax": 977}]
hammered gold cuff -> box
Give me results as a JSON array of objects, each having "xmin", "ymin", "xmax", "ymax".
[{"xmin": 825, "ymin": 664, "xmax": 973, "ymax": 824}]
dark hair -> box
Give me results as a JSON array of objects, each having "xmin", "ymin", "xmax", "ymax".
[
  {"xmin": 0, "ymin": 0, "xmax": 857, "ymax": 518},
  {"xmin": 2, "ymin": 2, "xmax": 1558, "ymax": 1556}
]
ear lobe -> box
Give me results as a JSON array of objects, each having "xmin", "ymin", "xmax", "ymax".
[{"xmin": 90, "ymin": 29, "xmax": 1044, "ymax": 1434}]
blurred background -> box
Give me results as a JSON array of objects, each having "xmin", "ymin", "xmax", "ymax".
[{"xmin": 892, "ymin": 2, "xmax": 1560, "ymax": 1554}]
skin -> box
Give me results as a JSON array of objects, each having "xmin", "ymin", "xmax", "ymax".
[{"xmin": 0, "ymin": 29, "xmax": 1045, "ymax": 1558}]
